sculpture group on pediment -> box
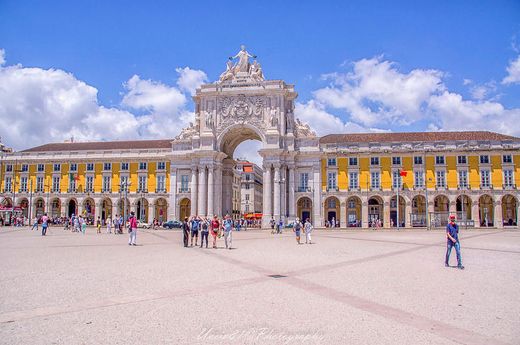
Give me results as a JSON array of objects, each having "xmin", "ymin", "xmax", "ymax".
[
  {"xmin": 218, "ymin": 45, "xmax": 265, "ymax": 83},
  {"xmin": 175, "ymin": 122, "xmax": 198, "ymax": 141},
  {"xmin": 295, "ymin": 118, "xmax": 316, "ymax": 137}
]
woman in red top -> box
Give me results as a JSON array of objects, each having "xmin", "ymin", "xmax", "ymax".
[{"xmin": 210, "ymin": 215, "xmax": 220, "ymax": 249}]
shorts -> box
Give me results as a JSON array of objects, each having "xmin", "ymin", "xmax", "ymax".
[
  {"xmin": 295, "ymin": 230, "xmax": 301, "ymax": 237},
  {"xmin": 191, "ymin": 230, "xmax": 199, "ymax": 236}
]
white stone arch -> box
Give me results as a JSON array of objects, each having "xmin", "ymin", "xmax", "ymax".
[{"xmin": 216, "ymin": 123, "xmax": 267, "ymax": 157}]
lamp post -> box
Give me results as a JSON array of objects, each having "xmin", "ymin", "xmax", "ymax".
[
  {"xmin": 28, "ymin": 179, "xmax": 33, "ymax": 227},
  {"xmin": 273, "ymin": 177, "xmax": 285, "ymax": 228},
  {"xmin": 120, "ymin": 180, "xmax": 131, "ymax": 223},
  {"xmin": 44, "ymin": 184, "xmax": 51, "ymax": 217}
]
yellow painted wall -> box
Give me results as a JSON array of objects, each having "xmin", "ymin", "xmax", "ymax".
[
  {"xmin": 359, "ymin": 157, "xmax": 369, "ymax": 190},
  {"xmin": 166, "ymin": 162, "xmax": 170, "ymax": 192},
  {"xmin": 425, "ymin": 156, "xmax": 435, "ymax": 188},
  {"xmin": 130, "ymin": 162, "xmax": 138, "ymax": 192},
  {"xmin": 402, "ymin": 156, "xmax": 413, "ymax": 188},
  {"xmin": 337, "ymin": 158, "xmax": 348, "ymax": 190},
  {"xmin": 491, "ymin": 155, "xmax": 502, "ymax": 189},
  {"xmin": 515, "ymin": 155, "xmax": 520, "ymax": 187},
  {"xmin": 321, "ymin": 159, "xmax": 326, "ymax": 191},
  {"xmin": 94, "ymin": 163, "xmax": 102, "ymax": 193},
  {"xmin": 468, "ymin": 156, "xmax": 479, "ymax": 189},
  {"xmin": 149, "ymin": 162, "xmax": 157, "ymax": 192},
  {"xmin": 77, "ymin": 163, "xmax": 85, "ymax": 192},
  {"xmin": 446, "ymin": 156, "xmax": 457, "ymax": 189},
  {"xmin": 381, "ymin": 157, "xmax": 391, "ymax": 190}
]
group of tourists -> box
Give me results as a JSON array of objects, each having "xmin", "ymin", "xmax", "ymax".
[
  {"xmin": 181, "ymin": 214, "xmax": 234, "ymax": 249},
  {"xmin": 292, "ymin": 218, "xmax": 314, "ymax": 244}
]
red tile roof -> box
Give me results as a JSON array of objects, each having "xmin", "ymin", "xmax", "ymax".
[
  {"xmin": 319, "ymin": 131, "xmax": 519, "ymax": 144},
  {"xmin": 21, "ymin": 139, "xmax": 173, "ymax": 152}
]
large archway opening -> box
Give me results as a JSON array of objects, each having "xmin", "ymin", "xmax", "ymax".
[
  {"xmin": 390, "ymin": 195, "xmax": 406, "ymax": 227},
  {"xmin": 179, "ymin": 198, "xmax": 191, "ymax": 221},
  {"xmin": 479, "ymin": 194, "xmax": 494, "ymax": 227},
  {"xmin": 411, "ymin": 195, "xmax": 426, "ymax": 227},
  {"xmin": 297, "ymin": 197, "xmax": 312, "ymax": 223},
  {"xmin": 324, "ymin": 196, "xmax": 340, "ymax": 227},
  {"xmin": 347, "ymin": 196, "xmax": 362, "ymax": 227},
  {"xmin": 368, "ymin": 196, "xmax": 383, "ymax": 227},
  {"xmin": 502, "ymin": 194, "xmax": 518, "ymax": 226}
]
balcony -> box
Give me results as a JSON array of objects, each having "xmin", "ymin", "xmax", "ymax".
[
  {"xmin": 326, "ymin": 186, "xmax": 339, "ymax": 192},
  {"xmin": 480, "ymin": 184, "xmax": 493, "ymax": 190},
  {"xmin": 67, "ymin": 188, "xmax": 78, "ymax": 193},
  {"xmin": 136, "ymin": 188, "xmax": 148, "ymax": 193},
  {"xmin": 412, "ymin": 185, "xmax": 425, "ymax": 191},
  {"xmin": 435, "ymin": 185, "xmax": 447, "ymax": 191},
  {"xmin": 370, "ymin": 186, "xmax": 382, "ymax": 192},
  {"xmin": 155, "ymin": 188, "xmax": 167, "ymax": 193},
  {"xmin": 101, "ymin": 189, "xmax": 112, "ymax": 194},
  {"xmin": 502, "ymin": 184, "xmax": 516, "ymax": 190},
  {"xmin": 457, "ymin": 185, "xmax": 471, "ymax": 190},
  {"xmin": 349, "ymin": 186, "xmax": 360, "ymax": 192},
  {"xmin": 178, "ymin": 187, "xmax": 191, "ymax": 193},
  {"xmin": 2, "ymin": 189, "xmax": 12, "ymax": 193},
  {"xmin": 18, "ymin": 189, "xmax": 28, "ymax": 193},
  {"xmin": 85, "ymin": 188, "xmax": 94, "ymax": 193},
  {"xmin": 297, "ymin": 186, "xmax": 311, "ymax": 192}
]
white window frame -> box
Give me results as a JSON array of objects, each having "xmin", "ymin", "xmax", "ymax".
[{"xmin": 349, "ymin": 172, "xmax": 358, "ymax": 190}]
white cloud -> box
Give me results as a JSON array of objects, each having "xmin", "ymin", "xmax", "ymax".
[
  {"xmin": 0, "ymin": 49, "xmax": 5, "ymax": 66},
  {"xmin": 502, "ymin": 55, "xmax": 520, "ymax": 84},
  {"xmin": 0, "ymin": 52, "xmax": 204, "ymax": 150},
  {"xmin": 175, "ymin": 67, "xmax": 208, "ymax": 95},
  {"xmin": 234, "ymin": 140, "xmax": 262, "ymax": 166}
]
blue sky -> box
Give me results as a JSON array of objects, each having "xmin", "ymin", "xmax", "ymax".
[{"xmin": 1, "ymin": 0, "xmax": 520, "ymax": 155}]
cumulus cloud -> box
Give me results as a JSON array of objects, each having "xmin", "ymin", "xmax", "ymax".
[
  {"xmin": 502, "ymin": 55, "xmax": 520, "ymax": 84},
  {"xmin": 0, "ymin": 51, "xmax": 204, "ymax": 150},
  {"xmin": 0, "ymin": 49, "xmax": 5, "ymax": 65},
  {"xmin": 175, "ymin": 67, "xmax": 208, "ymax": 95}
]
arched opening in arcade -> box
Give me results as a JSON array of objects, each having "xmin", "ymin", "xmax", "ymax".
[
  {"xmin": 101, "ymin": 198, "xmax": 112, "ymax": 222},
  {"xmin": 179, "ymin": 198, "xmax": 191, "ymax": 221},
  {"xmin": 432, "ymin": 195, "xmax": 449, "ymax": 227},
  {"xmin": 18, "ymin": 198, "xmax": 29, "ymax": 218},
  {"xmin": 297, "ymin": 197, "xmax": 312, "ymax": 223},
  {"xmin": 347, "ymin": 196, "xmax": 362, "ymax": 227},
  {"xmin": 154, "ymin": 198, "xmax": 168, "ymax": 223},
  {"xmin": 390, "ymin": 195, "xmax": 406, "ymax": 227},
  {"xmin": 67, "ymin": 199, "xmax": 78, "ymax": 218},
  {"xmin": 1, "ymin": 197, "xmax": 12, "ymax": 207},
  {"xmin": 456, "ymin": 195, "xmax": 472, "ymax": 222},
  {"xmin": 34, "ymin": 198, "xmax": 45, "ymax": 217},
  {"xmin": 411, "ymin": 195, "xmax": 427, "ymax": 227},
  {"xmin": 502, "ymin": 194, "xmax": 518, "ymax": 226},
  {"xmin": 368, "ymin": 196, "xmax": 383, "ymax": 227},
  {"xmin": 324, "ymin": 196, "xmax": 340, "ymax": 227},
  {"xmin": 82, "ymin": 198, "xmax": 95, "ymax": 224},
  {"xmin": 50, "ymin": 198, "xmax": 61, "ymax": 218},
  {"xmin": 117, "ymin": 198, "xmax": 130, "ymax": 220},
  {"xmin": 136, "ymin": 198, "xmax": 149, "ymax": 223},
  {"xmin": 478, "ymin": 194, "xmax": 494, "ymax": 227}
]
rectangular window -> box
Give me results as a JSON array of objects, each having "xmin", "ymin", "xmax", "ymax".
[
  {"xmin": 457, "ymin": 155, "xmax": 467, "ymax": 164},
  {"xmin": 370, "ymin": 157, "xmax": 380, "ymax": 166},
  {"xmin": 327, "ymin": 172, "xmax": 337, "ymax": 190},
  {"xmin": 157, "ymin": 161, "xmax": 166, "ymax": 170},
  {"xmin": 139, "ymin": 162, "xmax": 148, "ymax": 170},
  {"xmin": 245, "ymin": 174, "xmax": 251, "ymax": 181},
  {"xmin": 119, "ymin": 176, "xmax": 129, "ymax": 191},
  {"xmin": 435, "ymin": 156, "xmax": 445, "ymax": 165},
  {"xmin": 21, "ymin": 164, "xmax": 29, "ymax": 172},
  {"xmin": 414, "ymin": 171, "xmax": 424, "ymax": 188},
  {"xmin": 53, "ymin": 163, "xmax": 61, "ymax": 172},
  {"xmin": 503, "ymin": 155, "xmax": 512, "ymax": 164},
  {"xmin": 458, "ymin": 170, "xmax": 468, "ymax": 188},
  {"xmin": 69, "ymin": 176, "xmax": 77, "ymax": 192},
  {"xmin": 37, "ymin": 164, "xmax": 45, "ymax": 172},
  {"xmin": 480, "ymin": 155, "xmax": 489, "ymax": 164},
  {"xmin": 414, "ymin": 156, "xmax": 423, "ymax": 165},
  {"xmin": 436, "ymin": 171, "xmax": 446, "ymax": 188},
  {"xmin": 480, "ymin": 170, "xmax": 490, "ymax": 187},
  {"xmin": 52, "ymin": 176, "xmax": 60, "ymax": 192},
  {"xmin": 103, "ymin": 163, "xmax": 112, "ymax": 171},
  {"xmin": 4, "ymin": 177, "xmax": 12, "ymax": 192},
  {"xmin": 156, "ymin": 175, "xmax": 165, "ymax": 192},
  {"xmin": 121, "ymin": 162, "xmax": 129, "ymax": 171},
  {"xmin": 5, "ymin": 164, "xmax": 13, "ymax": 172},
  {"xmin": 392, "ymin": 157, "xmax": 401, "ymax": 165},
  {"xmin": 36, "ymin": 177, "xmax": 44, "ymax": 192},
  {"xmin": 138, "ymin": 175, "xmax": 147, "ymax": 191},
  {"xmin": 245, "ymin": 205, "xmax": 250, "ymax": 212},
  {"xmin": 86, "ymin": 163, "xmax": 94, "ymax": 172},
  {"xmin": 503, "ymin": 170, "xmax": 514, "ymax": 187},
  {"xmin": 70, "ymin": 163, "xmax": 77, "ymax": 172},
  {"xmin": 245, "ymin": 194, "xmax": 250, "ymax": 201},
  {"xmin": 102, "ymin": 176, "xmax": 111, "ymax": 192},
  {"xmin": 245, "ymin": 183, "xmax": 250, "ymax": 190},
  {"xmin": 327, "ymin": 158, "xmax": 337, "ymax": 167},
  {"xmin": 349, "ymin": 172, "xmax": 358, "ymax": 189},
  {"xmin": 392, "ymin": 171, "xmax": 402, "ymax": 189},
  {"xmin": 180, "ymin": 175, "xmax": 189, "ymax": 191},
  {"xmin": 86, "ymin": 176, "xmax": 94, "ymax": 192},
  {"xmin": 349, "ymin": 157, "xmax": 358, "ymax": 166},
  {"xmin": 300, "ymin": 173, "xmax": 309, "ymax": 191},
  {"xmin": 371, "ymin": 171, "xmax": 380, "ymax": 189},
  {"xmin": 20, "ymin": 177, "xmax": 28, "ymax": 192}
]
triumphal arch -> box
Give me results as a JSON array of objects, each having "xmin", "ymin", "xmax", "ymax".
[{"xmin": 168, "ymin": 46, "xmax": 322, "ymax": 227}]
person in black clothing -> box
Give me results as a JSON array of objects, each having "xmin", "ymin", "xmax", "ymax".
[{"xmin": 182, "ymin": 217, "xmax": 190, "ymax": 247}]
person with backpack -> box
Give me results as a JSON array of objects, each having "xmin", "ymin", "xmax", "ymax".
[
  {"xmin": 210, "ymin": 215, "xmax": 220, "ymax": 249},
  {"xmin": 190, "ymin": 216, "xmax": 200, "ymax": 247},
  {"xmin": 128, "ymin": 211, "xmax": 138, "ymax": 246},
  {"xmin": 182, "ymin": 217, "xmax": 190, "ymax": 247},
  {"xmin": 293, "ymin": 218, "xmax": 302, "ymax": 244},
  {"xmin": 304, "ymin": 218, "xmax": 313, "ymax": 244},
  {"xmin": 200, "ymin": 217, "xmax": 210, "ymax": 248},
  {"xmin": 41, "ymin": 213, "xmax": 49, "ymax": 236},
  {"xmin": 222, "ymin": 214, "xmax": 233, "ymax": 250}
]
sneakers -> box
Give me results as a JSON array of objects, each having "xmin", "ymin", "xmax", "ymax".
[
  {"xmin": 445, "ymin": 263, "xmax": 449, "ymax": 267},
  {"xmin": 458, "ymin": 265, "xmax": 465, "ymax": 270}
]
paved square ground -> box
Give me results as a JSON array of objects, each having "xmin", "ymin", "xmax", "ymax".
[{"xmin": 0, "ymin": 226, "xmax": 518, "ymax": 345}]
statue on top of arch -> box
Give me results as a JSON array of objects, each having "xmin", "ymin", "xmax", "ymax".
[{"xmin": 218, "ymin": 45, "xmax": 265, "ymax": 83}]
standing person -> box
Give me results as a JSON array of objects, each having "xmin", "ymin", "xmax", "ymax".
[
  {"xmin": 293, "ymin": 218, "xmax": 302, "ymax": 244},
  {"xmin": 270, "ymin": 218, "xmax": 275, "ymax": 232},
  {"xmin": 41, "ymin": 213, "xmax": 49, "ymax": 236},
  {"xmin": 106, "ymin": 218, "xmax": 112, "ymax": 234},
  {"xmin": 182, "ymin": 217, "xmax": 190, "ymax": 248},
  {"xmin": 222, "ymin": 214, "xmax": 233, "ymax": 250},
  {"xmin": 304, "ymin": 218, "xmax": 313, "ymax": 244},
  {"xmin": 200, "ymin": 217, "xmax": 209, "ymax": 248},
  {"xmin": 445, "ymin": 215, "xmax": 464, "ymax": 269},
  {"xmin": 81, "ymin": 217, "xmax": 87, "ymax": 234},
  {"xmin": 31, "ymin": 217, "xmax": 39, "ymax": 231},
  {"xmin": 96, "ymin": 217, "xmax": 102, "ymax": 234},
  {"xmin": 128, "ymin": 211, "xmax": 138, "ymax": 246},
  {"xmin": 190, "ymin": 216, "xmax": 200, "ymax": 247},
  {"xmin": 210, "ymin": 215, "xmax": 220, "ymax": 249}
]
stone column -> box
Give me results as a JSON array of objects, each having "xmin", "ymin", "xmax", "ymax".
[
  {"xmin": 383, "ymin": 201, "xmax": 391, "ymax": 228},
  {"xmin": 262, "ymin": 164, "xmax": 272, "ymax": 227},
  {"xmin": 472, "ymin": 200, "xmax": 480, "ymax": 228},
  {"xmin": 288, "ymin": 165, "xmax": 296, "ymax": 220},
  {"xmin": 449, "ymin": 200, "xmax": 457, "ymax": 217},
  {"xmin": 280, "ymin": 166, "xmax": 287, "ymax": 221},
  {"xmin": 312, "ymin": 164, "xmax": 322, "ymax": 227},
  {"xmin": 405, "ymin": 202, "xmax": 412, "ymax": 228},
  {"xmin": 207, "ymin": 166, "xmax": 214, "ymax": 217},
  {"xmin": 148, "ymin": 204, "xmax": 154, "ymax": 223},
  {"xmin": 340, "ymin": 201, "xmax": 347, "ymax": 228},
  {"xmin": 362, "ymin": 201, "xmax": 369, "ymax": 228},
  {"xmin": 273, "ymin": 164, "xmax": 281, "ymax": 221},
  {"xmin": 169, "ymin": 167, "xmax": 177, "ymax": 220},
  {"xmin": 494, "ymin": 202, "xmax": 503, "ymax": 228},
  {"xmin": 61, "ymin": 202, "xmax": 67, "ymax": 218},
  {"xmin": 198, "ymin": 167, "xmax": 207, "ymax": 217},
  {"xmin": 215, "ymin": 165, "xmax": 223, "ymax": 217},
  {"xmin": 190, "ymin": 168, "xmax": 198, "ymax": 217}
]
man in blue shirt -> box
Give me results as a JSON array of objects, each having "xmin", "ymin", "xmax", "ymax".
[
  {"xmin": 445, "ymin": 215, "xmax": 464, "ymax": 269},
  {"xmin": 190, "ymin": 216, "xmax": 200, "ymax": 247}
]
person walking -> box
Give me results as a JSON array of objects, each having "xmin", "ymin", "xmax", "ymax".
[
  {"xmin": 293, "ymin": 218, "xmax": 302, "ymax": 244},
  {"xmin": 106, "ymin": 218, "xmax": 112, "ymax": 234},
  {"xmin": 222, "ymin": 214, "xmax": 233, "ymax": 250},
  {"xmin": 304, "ymin": 218, "xmax": 313, "ymax": 244},
  {"xmin": 31, "ymin": 217, "xmax": 39, "ymax": 231},
  {"xmin": 96, "ymin": 217, "xmax": 102, "ymax": 234},
  {"xmin": 200, "ymin": 217, "xmax": 209, "ymax": 248},
  {"xmin": 210, "ymin": 215, "xmax": 220, "ymax": 249},
  {"xmin": 128, "ymin": 211, "xmax": 138, "ymax": 246},
  {"xmin": 41, "ymin": 213, "xmax": 49, "ymax": 236},
  {"xmin": 190, "ymin": 216, "xmax": 200, "ymax": 247},
  {"xmin": 445, "ymin": 215, "xmax": 464, "ymax": 269},
  {"xmin": 81, "ymin": 217, "xmax": 87, "ymax": 234},
  {"xmin": 182, "ymin": 217, "xmax": 190, "ymax": 247}
]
